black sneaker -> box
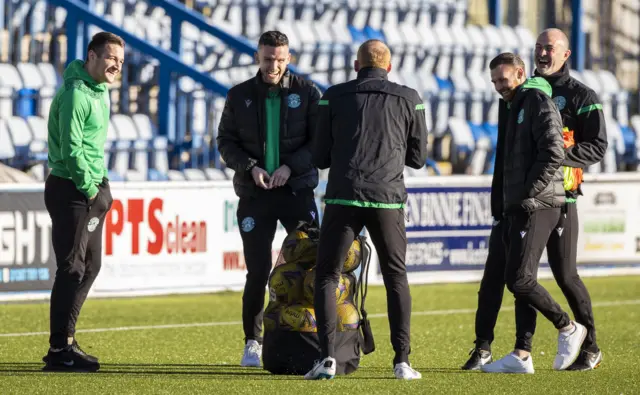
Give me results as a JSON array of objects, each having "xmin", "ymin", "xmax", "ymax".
[
  {"xmin": 566, "ymin": 350, "xmax": 602, "ymax": 371},
  {"xmin": 461, "ymin": 348, "xmax": 492, "ymax": 370},
  {"xmin": 70, "ymin": 341, "xmax": 99, "ymax": 363},
  {"xmin": 42, "ymin": 343, "xmax": 100, "ymax": 372}
]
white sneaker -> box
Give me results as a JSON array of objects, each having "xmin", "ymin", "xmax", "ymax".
[
  {"xmin": 481, "ymin": 353, "xmax": 535, "ymax": 374},
  {"xmin": 304, "ymin": 357, "xmax": 336, "ymax": 380},
  {"xmin": 240, "ymin": 340, "xmax": 262, "ymax": 367},
  {"xmin": 554, "ymin": 321, "xmax": 587, "ymax": 371},
  {"xmin": 394, "ymin": 362, "xmax": 422, "ymax": 380}
]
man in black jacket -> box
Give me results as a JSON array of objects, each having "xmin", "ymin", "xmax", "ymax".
[
  {"xmin": 460, "ymin": 100, "xmax": 509, "ymax": 370},
  {"xmin": 481, "ymin": 53, "xmax": 586, "ymax": 374},
  {"xmin": 534, "ymin": 28, "xmax": 606, "ymax": 371},
  {"xmin": 304, "ymin": 40, "xmax": 428, "ymax": 380},
  {"xmin": 216, "ymin": 31, "xmax": 321, "ymax": 367},
  {"xmin": 462, "ymin": 29, "xmax": 606, "ymax": 372}
]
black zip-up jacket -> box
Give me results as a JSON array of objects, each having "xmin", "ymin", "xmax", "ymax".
[
  {"xmin": 490, "ymin": 99, "xmax": 509, "ymax": 221},
  {"xmin": 312, "ymin": 67, "xmax": 428, "ymax": 206},
  {"xmin": 216, "ymin": 70, "xmax": 321, "ymax": 198},
  {"xmin": 534, "ymin": 64, "xmax": 608, "ymax": 199},
  {"xmin": 503, "ymin": 77, "xmax": 566, "ymax": 213}
]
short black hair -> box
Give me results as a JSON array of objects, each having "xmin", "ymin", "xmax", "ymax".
[
  {"xmin": 489, "ymin": 52, "xmax": 525, "ymax": 71},
  {"xmin": 87, "ymin": 32, "xmax": 125, "ymax": 55},
  {"xmin": 258, "ymin": 31, "xmax": 289, "ymax": 48}
]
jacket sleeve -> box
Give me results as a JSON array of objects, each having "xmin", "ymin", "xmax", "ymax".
[
  {"xmin": 216, "ymin": 92, "xmax": 257, "ymax": 173},
  {"xmin": 59, "ymin": 89, "xmax": 98, "ymax": 199},
  {"xmin": 564, "ymin": 89, "xmax": 608, "ymax": 168},
  {"xmin": 282, "ymin": 85, "xmax": 321, "ymax": 175},
  {"xmin": 524, "ymin": 94, "xmax": 565, "ymax": 198},
  {"xmin": 405, "ymin": 95, "xmax": 429, "ymax": 169},
  {"xmin": 490, "ymin": 100, "xmax": 509, "ymax": 220},
  {"xmin": 311, "ymin": 91, "xmax": 332, "ymax": 170}
]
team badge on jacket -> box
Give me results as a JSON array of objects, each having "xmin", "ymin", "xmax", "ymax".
[
  {"xmin": 553, "ymin": 96, "xmax": 566, "ymax": 111},
  {"xmin": 288, "ymin": 94, "xmax": 301, "ymax": 108}
]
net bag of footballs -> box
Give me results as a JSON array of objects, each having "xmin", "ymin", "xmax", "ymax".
[{"xmin": 262, "ymin": 221, "xmax": 374, "ymax": 376}]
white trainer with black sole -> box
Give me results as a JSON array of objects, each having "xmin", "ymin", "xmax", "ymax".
[
  {"xmin": 304, "ymin": 357, "xmax": 336, "ymax": 380},
  {"xmin": 240, "ymin": 340, "xmax": 262, "ymax": 367},
  {"xmin": 554, "ymin": 321, "xmax": 587, "ymax": 371},
  {"xmin": 481, "ymin": 353, "xmax": 535, "ymax": 374}
]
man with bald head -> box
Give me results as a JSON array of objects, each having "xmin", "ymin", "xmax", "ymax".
[
  {"xmin": 461, "ymin": 29, "xmax": 606, "ymax": 373},
  {"xmin": 533, "ymin": 27, "xmax": 606, "ymax": 371},
  {"xmin": 305, "ymin": 39, "xmax": 428, "ymax": 380}
]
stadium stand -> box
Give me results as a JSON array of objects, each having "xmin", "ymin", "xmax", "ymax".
[{"xmin": 0, "ymin": 0, "xmax": 639, "ymax": 181}]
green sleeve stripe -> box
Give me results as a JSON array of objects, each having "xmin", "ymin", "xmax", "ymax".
[
  {"xmin": 415, "ymin": 104, "xmax": 425, "ymax": 110},
  {"xmin": 319, "ymin": 100, "xmax": 329, "ymax": 105},
  {"xmin": 577, "ymin": 103, "xmax": 603, "ymax": 115}
]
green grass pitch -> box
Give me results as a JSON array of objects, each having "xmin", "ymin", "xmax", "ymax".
[{"xmin": 0, "ymin": 276, "xmax": 638, "ymax": 394}]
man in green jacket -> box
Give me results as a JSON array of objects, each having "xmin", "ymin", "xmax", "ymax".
[{"xmin": 42, "ymin": 32, "xmax": 124, "ymax": 372}]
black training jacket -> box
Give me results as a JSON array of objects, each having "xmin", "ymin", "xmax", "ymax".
[
  {"xmin": 534, "ymin": 64, "xmax": 608, "ymax": 198},
  {"xmin": 217, "ymin": 70, "xmax": 321, "ymax": 198},
  {"xmin": 312, "ymin": 67, "xmax": 428, "ymax": 206},
  {"xmin": 502, "ymin": 77, "xmax": 566, "ymax": 213},
  {"xmin": 490, "ymin": 99, "xmax": 509, "ymax": 221}
]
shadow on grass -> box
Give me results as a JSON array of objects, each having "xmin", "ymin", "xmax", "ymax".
[{"xmin": 0, "ymin": 362, "xmax": 487, "ymax": 379}]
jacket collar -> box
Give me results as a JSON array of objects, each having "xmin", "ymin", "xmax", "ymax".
[
  {"xmin": 357, "ymin": 67, "xmax": 388, "ymax": 80},
  {"xmin": 533, "ymin": 63, "xmax": 571, "ymax": 87}
]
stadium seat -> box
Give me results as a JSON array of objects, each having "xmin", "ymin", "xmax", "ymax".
[
  {"xmin": 0, "ymin": 119, "xmax": 17, "ymax": 160},
  {"xmin": 124, "ymin": 169, "xmax": 146, "ymax": 182},
  {"xmin": 204, "ymin": 167, "xmax": 227, "ymax": 180},
  {"xmin": 28, "ymin": 163, "xmax": 47, "ymax": 181},
  {"xmin": 151, "ymin": 136, "xmax": 170, "ymax": 175},
  {"xmin": 6, "ymin": 116, "xmax": 33, "ymax": 162},
  {"xmin": 26, "ymin": 115, "xmax": 47, "ymax": 142},
  {"xmin": 132, "ymin": 139, "xmax": 149, "ymax": 179},
  {"xmin": 111, "ymin": 114, "xmax": 139, "ymax": 141},
  {"xmin": 468, "ymin": 136, "xmax": 491, "ymax": 175},
  {"xmin": 448, "ymin": 117, "xmax": 476, "ymax": 159},
  {"xmin": 167, "ymin": 169, "xmax": 186, "ymax": 181},
  {"xmin": 1, "ymin": 0, "xmax": 637, "ymax": 178},
  {"xmin": 183, "ymin": 168, "xmax": 207, "ymax": 181},
  {"xmin": 223, "ymin": 167, "xmax": 235, "ymax": 179},
  {"xmin": 108, "ymin": 169, "xmax": 125, "ymax": 182},
  {"xmin": 147, "ymin": 168, "xmax": 169, "ymax": 181}
]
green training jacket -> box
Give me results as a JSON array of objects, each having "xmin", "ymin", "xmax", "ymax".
[{"xmin": 47, "ymin": 60, "xmax": 110, "ymax": 198}]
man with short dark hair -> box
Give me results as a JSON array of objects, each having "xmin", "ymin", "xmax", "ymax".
[
  {"xmin": 216, "ymin": 30, "xmax": 321, "ymax": 367},
  {"xmin": 480, "ymin": 53, "xmax": 586, "ymax": 374},
  {"xmin": 461, "ymin": 29, "xmax": 606, "ymax": 373},
  {"xmin": 43, "ymin": 31, "xmax": 124, "ymax": 372},
  {"xmin": 305, "ymin": 39, "xmax": 428, "ymax": 380}
]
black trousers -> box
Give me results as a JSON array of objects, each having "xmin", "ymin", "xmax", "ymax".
[
  {"xmin": 237, "ymin": 187, "xmax": 318, "ymax": 344},
  {"xmin": 474, "ymin": 204, "xmax": 598, "ymax": 352},
  {"xmin": 546, "ymin": 203, "xmax": 598, "ymax": 352},
  {"xmin": 314, "ymin": 204, "xmax": 411, "ymax": 365},
  {"xmin": 505, "ymin": 209, "xmax": 571, "ymax": 352},
  {"xmin": 474, "ymin": 220, "xmax": 508, "ymax": 352},
  {"xmin": 44, "ymin": 175, "xmax": 113, "ymax": 349}
]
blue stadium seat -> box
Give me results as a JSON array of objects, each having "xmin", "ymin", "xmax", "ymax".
[
  {"xmin": 108, "ymin": 170, "xmax": 125, "ymax": 182},
  {"xmin": 1, "ymin": 0, "xmax": 636, "ymax": 177}
]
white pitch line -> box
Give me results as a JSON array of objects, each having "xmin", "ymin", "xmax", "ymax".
[{"xmin": 1, "ymin": 299, "xmax": 639, "ymax": 338}]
